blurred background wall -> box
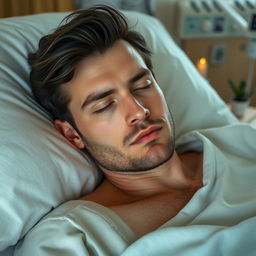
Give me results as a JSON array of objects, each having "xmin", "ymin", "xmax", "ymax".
[
  {"xmin": 0, "ymin": 0, "xmax": 74, "ymax": 18},
  {"xmin": 0, "ymin": 0, "xmax": 255, "ymax": 106}
]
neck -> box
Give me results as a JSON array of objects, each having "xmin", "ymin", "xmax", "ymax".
[{"xmin": 101, "ymin": 151, "xmax": 203, "ymax": 198}]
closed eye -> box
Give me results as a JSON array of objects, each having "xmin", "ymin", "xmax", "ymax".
[
  {"xmin": 94, "ymin": 102, "xmax": 114, "ymax": 114},
  {"xmin": 134, "ymin": 80, "xmax": 152, "ymax": 91}
]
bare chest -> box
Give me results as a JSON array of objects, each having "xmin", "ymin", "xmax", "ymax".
[{"xmin": 109, "ymin": 188, "xmax": 199, "ymax": 238}]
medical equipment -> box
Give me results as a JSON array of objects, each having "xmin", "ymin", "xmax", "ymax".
[
  {"xmin": 178, "ymin": 0, "xmax": 256, "ymax": 39},
  {"xmin": 178, "ymin": 0, "xmax": 256, "ymax": 100},
  {"xmin": 215, "ymin": 0, "xmax": 256, "ymax": 97}
]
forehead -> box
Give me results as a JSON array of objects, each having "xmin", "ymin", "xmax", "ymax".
[
  {"xmin": 70, "ymin": 40, "xmax": 147, "ymax": 86},
  {"xmin": 65, "ymin": 40, "xmax": 149, "ymax": 109}
]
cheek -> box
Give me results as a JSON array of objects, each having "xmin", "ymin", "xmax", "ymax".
[
  {"xmin": 78, "ymin": 115, "xmax": 124, "ymax": 145},
  {"xmin": 149, "ymin": 91, "xmax": 168, "ymax": 115}
]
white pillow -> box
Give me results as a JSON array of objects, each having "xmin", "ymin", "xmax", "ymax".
[{"xmin": 0, "ymin": 10, "xmax": 237, "ymax": 252}]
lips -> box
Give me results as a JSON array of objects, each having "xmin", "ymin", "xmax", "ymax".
[{"xmin": 131, "ymin": 126, "xmax": 162, "ymax": 145}]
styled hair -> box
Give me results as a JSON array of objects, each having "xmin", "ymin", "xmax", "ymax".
[{"xmin": 29, "ymin": 5, "xmax": 152, "ymax": 125}]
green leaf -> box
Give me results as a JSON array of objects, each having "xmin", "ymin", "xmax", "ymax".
[
  {"xmin": 228, "ymin": 79, "xmax": 238, "ymax": 94},
  {"xmin": 228, "ymin": 79, "xmax": 252, "ymax": 101}
]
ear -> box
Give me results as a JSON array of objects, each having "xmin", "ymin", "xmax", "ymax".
[{"xmin": 54, "ymin": 120, "xmax": 85, "ymax": 149}]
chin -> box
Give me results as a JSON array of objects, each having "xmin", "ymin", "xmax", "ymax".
[
  {"xmin": 133, "ymin": 152, "xmax": 173, "ymax": 173},
  {"xmin": 129, "ymin": 142, "xmax": 174, "ymax": 172}
]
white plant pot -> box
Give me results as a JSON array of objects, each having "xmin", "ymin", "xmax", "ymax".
[{"xmin": 231, "ymin": 99, "xmax": 249, "ymax": 118}]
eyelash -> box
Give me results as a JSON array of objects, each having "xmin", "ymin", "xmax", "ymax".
[
  {"xmin": 93, "ymin": 80, "xmax": 152, "ymax": 114},
  {"xmin": 94, "ymin": 102, "xmax": 114, "ymax": 114},
  {"xmin": 134, "ymin": 80, "xmax": 152, "ymax": 91}
]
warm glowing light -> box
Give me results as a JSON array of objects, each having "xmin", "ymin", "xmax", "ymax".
[
  {"xmin": 199, "ymin": 57, "xmax": 206, "ymax": 65},
  {"xmin": 196, "ymin": 57, "xmax": 208, "ymax": 77}
]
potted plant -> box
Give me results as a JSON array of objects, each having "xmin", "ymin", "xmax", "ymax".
[{"xmin": 228, "ymin": 79, "xmax": 253, "ymax": 117}]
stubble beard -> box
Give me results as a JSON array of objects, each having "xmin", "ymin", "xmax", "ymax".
[{"xmin": 81, "ymin": 114, "xmax": 175, "ymax": 173}]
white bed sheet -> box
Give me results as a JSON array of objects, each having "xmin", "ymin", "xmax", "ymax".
[{"xmin": 13, "ymin": 124, "xmax": 256, "ymax": 256}]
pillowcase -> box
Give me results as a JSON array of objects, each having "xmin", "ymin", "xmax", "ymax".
[
  {"xmin": 0, "ymin": 12, "xmax": 101, "ymax": 252},
  {"xmin": 0, "ymin": 10, "xmax": 237, "ymax": 252}
]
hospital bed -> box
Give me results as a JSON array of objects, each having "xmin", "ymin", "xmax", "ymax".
[{"xmin": 1, "ymin": 9, "xmax": 254, "ymax": 256}]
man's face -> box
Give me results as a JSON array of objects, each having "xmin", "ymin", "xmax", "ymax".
[{"xmin": 64, "ymin": 40, "xmax": 175, "ymax": 172}]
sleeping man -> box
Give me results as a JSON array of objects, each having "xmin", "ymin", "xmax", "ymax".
[{"xmin": 14, "ymin": 6, "xmax": 256, "ymax": 256}]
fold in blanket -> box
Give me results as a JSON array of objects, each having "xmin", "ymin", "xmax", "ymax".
[{"xmin": 14, "ymin": 124, "xmax": 256, "ymax": 256}]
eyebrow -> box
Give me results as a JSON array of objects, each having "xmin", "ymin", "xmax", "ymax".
[
  {"xmin": 128, "ymin": 69, "xmax": 149, "ymax": 84},
  {"xmin": 81, "ymin": 89, "xmax": 116, "ymax": 110},
  {"xmin": 81, "ymin": 69, "xmax": 150, "ymax": 110}
]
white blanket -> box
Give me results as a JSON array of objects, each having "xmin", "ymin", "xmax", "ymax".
[
  {"xmin": 14, "ymin": 124, "xmax": 256, "ymax": 256},
  {"xmin": 122, "ymin": 124, "xmax": 256, "ymax": 256}
]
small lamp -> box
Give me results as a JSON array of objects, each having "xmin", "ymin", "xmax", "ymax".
[{"xmin": 196, "ymin": 57, "xmax": 208, "ymax": 77}]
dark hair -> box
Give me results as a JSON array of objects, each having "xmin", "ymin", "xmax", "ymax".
[{"xmin": 29, "ymin": 5, "xmax": 152, "ymax": 126}]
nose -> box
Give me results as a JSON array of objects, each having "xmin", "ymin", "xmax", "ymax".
[{"xmin": 125, "ymin": 96, "xmax": 150, "ymax": 126}]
